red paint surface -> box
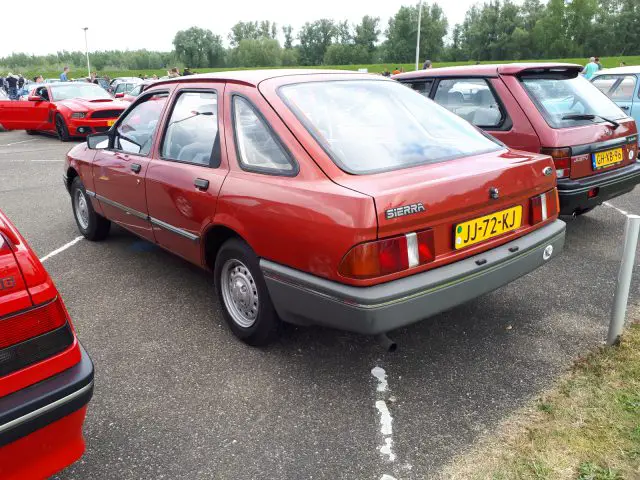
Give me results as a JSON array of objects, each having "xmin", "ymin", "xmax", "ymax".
[{"xmin": 0, "ymin": 407, "xmax": 88, "ymax": 480}]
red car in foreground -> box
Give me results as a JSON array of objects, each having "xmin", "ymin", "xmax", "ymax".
[
  {"xmin": 394, "ymin": 63, "xmax": 640, "ymax": 216},
  {"xmin": 0, "ymin": 210, "xmax": 93, "ymax": 479},
  {"xmin": 63, "ymin": 70, "xmax": 565, "ymax": 345},
  {"xmin": 0, "ymin": 82, "xmax": 128, "ymax": 141}
]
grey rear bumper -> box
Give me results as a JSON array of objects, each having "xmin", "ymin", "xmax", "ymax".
[{"xmin": 261, "ymin": 220, "xmax": 566, "ymax": 335}]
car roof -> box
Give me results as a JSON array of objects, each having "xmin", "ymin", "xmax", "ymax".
[
  {"xmin": 393, "ymin": 62, "xmax": 582, "ymax": 80},
  {"xmin": 152, "ymin": 68, "xmax": 366, "ymax": 87},
  {"xmin": 593, "ymin": 66, "xmax": 640, "ymax": 76}
]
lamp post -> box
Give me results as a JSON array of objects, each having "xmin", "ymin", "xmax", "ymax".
[
  {"xmin": 415, "ymin": 0, "xmax": 423, "ymax": 71},
  {"xmin": 83, "ymin": 27, "xmax": 91, "ymax": 78}
]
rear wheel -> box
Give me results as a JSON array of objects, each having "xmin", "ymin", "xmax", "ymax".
[
  {"xmin": 71, "ymin": 177, "xmax": 110, "ymax": 241},
  {"xmin": 214, "ymin": 238, "xmax": 281, "ymax": 346},
  {"xmin": 55, "ymin": 114, "xmax": 70, "ymax": 142}
]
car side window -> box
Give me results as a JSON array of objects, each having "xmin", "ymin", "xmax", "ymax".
[
  {"xmin": 406, "ymin": 80, "xmax": 433, "ymax": 97},
  {"xmin": 113, "ymin": 92, "xmax": 168, "ymax": 156},
  {"xmin": 232, "ymin": 96, "xmax": 295, "ymax": 175},
  {"xmin": 611, "ymin": 76, "xmax": 637, "ymax": 101},
  {"xmin": 433, "ymin": 78, "xmax": 505, "ymax": 128},
  {"xmin": 161, "ymin": 91, "xmax": 220, "ymax": 166}
]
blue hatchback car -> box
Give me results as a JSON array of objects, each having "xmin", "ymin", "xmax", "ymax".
[{"xmin": 592, "ymin": 67, "xmax": 640, "ymax": 134}]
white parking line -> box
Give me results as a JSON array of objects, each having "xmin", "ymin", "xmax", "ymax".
[
  {"xmin": 372, "ymin": 366, "xmax": 397, "ymax": 477},
  {"xmin": 40, "ymin": 236, "xmax": 83, "ymax": 263},
  {"xmin": 603, "ymin": 201, "xmax": 631, "ymax": 217},
  {"xmin": 0, "ymin": 139, "xmax": 37, "ymax": 147}
]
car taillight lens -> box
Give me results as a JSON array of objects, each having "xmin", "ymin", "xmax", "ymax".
[
  {"xmin": 530, "ymin": 189, "xmax": 559, "ymax": 225},
  {"xmin": 0, "ymin": 297, "xmax": 67, "ymax": 349},
  {"xmin": 541, "ymin": 147, "xmax": 571, "ymax": 179},
  {"xmin": 339, "ymin": 229, "xmax": 435, "ymax": 279}
]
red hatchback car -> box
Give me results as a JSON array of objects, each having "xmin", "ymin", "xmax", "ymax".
[
  {"xmin": 395, "ymin": 63, "xmax": 640, "ymax": 215},
  {"xmin": 0, "ymin": 82, "xmax": 127, "ymax": 141},
  {"xmin": 0, "ymin": 210, "xmax": 93, "ymax": 479},
  {"xmin": 63, "ymin": 70, "xmax": 565, "ymax": 345}
]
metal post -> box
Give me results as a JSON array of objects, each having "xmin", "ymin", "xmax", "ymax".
[
  {"xmin": 415, "ymin": 0, "xmax": 422, "ymax": 71},
  {"xmin": 83, "ymin": 28, "xmax": 91, "ymax": 79},
  {"xmin": 607, "ymin": 214, "xmax": 640, "ymax": 345}
]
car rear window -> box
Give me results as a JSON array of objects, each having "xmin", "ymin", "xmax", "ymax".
[
  {"xmin": 279, "ymin": 80, "xmax": 501, "ymax": 174},
  {"xmin": 520, "ymin": 73, "xmax": 626, "ymax": 129}
]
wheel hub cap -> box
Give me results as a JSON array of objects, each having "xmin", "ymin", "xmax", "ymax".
[
  {"xmin": 75, "ymin": 190, "xmax": 89, "ymax": 229},
  {"xmin": 221, "ymin": 259, "xmax": 259, "ymax": 328}
]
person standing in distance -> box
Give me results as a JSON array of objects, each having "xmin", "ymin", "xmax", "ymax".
[
  {"xmin": 422, "ymin": 59, "xmax": 433, "ymax": 70},
  {"xmin": 582, "ymin": 57, "xmax": 599, "ymax": 80},
  {"xmin": 60, "ymin": 66, "xmax": 70, "ymax": 82}
]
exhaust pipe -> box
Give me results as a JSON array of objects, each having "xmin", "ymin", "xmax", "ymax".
[{"xmin": 375, "ymin": 333, "xmax": 397, "ymax": 352}]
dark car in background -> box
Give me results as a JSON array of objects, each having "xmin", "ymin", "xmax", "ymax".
[{"xmin": 395, "ymin": 63, "xmax": 640, "ymax": 216}]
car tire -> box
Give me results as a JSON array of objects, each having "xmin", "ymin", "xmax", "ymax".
[
  {"xmin": 55, "ymin": 114, "xmax": 70, "ymax": 142},
  {"xmin": 215, "ymin": 238, "xmax": 281, "ymax": 346},
  {"xmin": 71, "ymin": 176, "xmax": 110, "ymax": 241}
]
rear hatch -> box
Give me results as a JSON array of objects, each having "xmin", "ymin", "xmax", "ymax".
[
  {"xmin": 334, "ymin": 148, "xmax": 557, "ymax": 268},
  {"xmin": 509, "ymin": 65, "xmax": 638, "ymax": 180},
  {"xmin": 0, "ymin": 213, "xmax": 78, "ymax": 397}
]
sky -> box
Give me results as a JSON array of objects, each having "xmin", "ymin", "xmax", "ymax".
[{"xmin": 1, "ymin": 0, "xmax": 501, "ymax": 57}]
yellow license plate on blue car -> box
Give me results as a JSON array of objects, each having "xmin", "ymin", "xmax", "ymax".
[{"xmin": 454, "ymin": 206, "xmax": 522, "ymax": 250}]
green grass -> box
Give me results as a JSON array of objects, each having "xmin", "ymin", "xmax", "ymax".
[
  {"xmin": 15, "ymin": 55, "xmax": 640, "ymax": 80},
  {"xmin": 440, "ymin": 322, "xmax": 640, "ymax": 480}
]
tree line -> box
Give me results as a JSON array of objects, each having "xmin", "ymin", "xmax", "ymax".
[{"xmin": 1, "ymin": 0, "xmax": 639, "ymax": 73}]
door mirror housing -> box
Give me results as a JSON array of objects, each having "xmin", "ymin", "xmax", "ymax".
[
  {"xmin": 87, "ymin": 133, "xmax": 110, "ymax": 150},
  {"xmin": 114, "ymin": 92, "xmax": 125, "ymax": 99},
  {"xmin": 27, "ymin": 95, "xmax": 44, "ymax": 102}
]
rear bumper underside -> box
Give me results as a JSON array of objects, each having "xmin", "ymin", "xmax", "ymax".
[{"xmin": 261, "ymin": 220, "xmax": 566, "ymax": 335}]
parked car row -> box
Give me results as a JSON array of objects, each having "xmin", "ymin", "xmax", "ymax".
[
  {"xmin": 394, "ymin": 63, "xmax": 640, "ymax": 216},
  {"xmin": 0, "ymin": 64, "xmax": 638, "ymax": 477}
]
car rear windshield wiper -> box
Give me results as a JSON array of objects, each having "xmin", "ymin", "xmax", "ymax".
[{"xmin": 561, "ymin": 113, "xmax": 620, "ymax": 129}]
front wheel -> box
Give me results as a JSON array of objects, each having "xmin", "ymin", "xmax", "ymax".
[
  {"xmin": 214, "ymin": 238, "xmax": 281, "ymax": 346},
  {"xmin": 55, "ymin": 114, "xmax": 70, "ymax": 142},
  {"xmin": 71, "ymin": 177, "xmax": 111, "ymax": 241}
]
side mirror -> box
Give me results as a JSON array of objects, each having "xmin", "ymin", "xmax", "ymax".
[
  {"xmin": 87, "ymin": 133, "xmax": 110, "ymax": 150},
  {"xmin": 27, "ymin": 95, "xmax": 44, "ymax": 102},
  {"xmin": 114, "ymin": 92, "xmax": 124, "ymax": 99}
]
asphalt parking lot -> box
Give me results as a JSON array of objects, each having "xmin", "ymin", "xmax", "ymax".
[{"xmin": 2, "ymin": 129, "xmax": 639, "ymax": 480}]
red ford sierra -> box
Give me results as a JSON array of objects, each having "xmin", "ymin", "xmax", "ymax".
[
  {"xmin": 0, "ymin": 82, "xmax": 128, "ymax": 141},
  {"xmin": 63, "ymin": 70, "xmax": 566, "ymax": 345}
]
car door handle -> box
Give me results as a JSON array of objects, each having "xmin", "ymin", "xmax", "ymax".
[
  {"xmin": 130, "ymin": 163, "xmax": 141, "ymax": 173},
  {"xmin": 194, "ymin": 178, "xmax": 209, "ymax": 191},
  {"xmin": 621, "ymin": 106, "xmax": 630, "ymax": 110}
]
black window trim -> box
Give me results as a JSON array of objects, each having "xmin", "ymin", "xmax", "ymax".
[
  {"xmin": 430, "ymin": 76, "xmax": 512, "ymax": 131},
  {"xmin": 108, "ymin": 89, "xmax": 170, "ymax": 157},
  {"xmin": 158, "ymin": 87, "xmax": 222, "ymax": 168},
  {"xmin": 404, "ymin": 79, "xmax": 435, "ymax": 98},
  {"xmin": 230, "ymin": 93, "xmax": 299, "ymax": 177}
]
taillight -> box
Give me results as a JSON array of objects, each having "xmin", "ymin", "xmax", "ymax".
[
  {"xmin": 0, "ymin": 297, "xmax": 67, "ymax": 349},
  {"xmin": 541, "ymin": 147, "xmax": 571, "ymax": 179},
  {"xmin": 339, "ymin": 229, "xmax": 435, "ymax": 279},
  {"xmin": 530, "ymin": 189, "xmax": 559, "ymax": 225}
]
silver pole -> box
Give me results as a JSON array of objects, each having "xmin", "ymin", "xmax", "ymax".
[
  {"xmin": 415, "ymin": 0, "xmax": 422, "ymax": 71},
  {"xmin": 607, "ymin": 214, "xmax": 640, "ymax": 345},
  {"xmin": 83, "ymin": 28, "xmax": 91, "ymax": 78}
]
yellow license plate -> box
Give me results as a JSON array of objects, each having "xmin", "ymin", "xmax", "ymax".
[
  {"xmin": 106, "ymin": 120, "xmax": 115, "ymax": 127},
  {"xmin": 593, "ymin": 148, "xmax": 623, "ymax": 169},
  {"xmin": 454, "ymin": 206, "xmax": 522, "ymax": 250}
]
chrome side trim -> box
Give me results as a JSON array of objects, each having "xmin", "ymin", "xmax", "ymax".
[
  {"xmin": 0, "ymin": 380, "xmax": 93, "ymax": 434},
  {"xmin": 150, "ymin": 217, "xmax": 199, "ymax": 242},
  {"xmin": 95, "ymin": 193, "xmax": 148, "ymax": 221},
  {"xmin": 85, "ymin": 189, "xmax": 96, "ymax": 198},
  {"xmin": 91, "ymin": 192, "xmax": 199, "ymax": 242}
]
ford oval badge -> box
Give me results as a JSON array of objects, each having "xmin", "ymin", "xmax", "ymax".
[
  {"xmin": 489, "ymin": 187, "xmax": 499, "ymax": 200},
  {"xmin": 543, "ymin": 166, "xmax": 553, "ymax": 176}
]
